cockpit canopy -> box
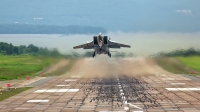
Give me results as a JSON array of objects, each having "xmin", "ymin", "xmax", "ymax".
[
  {"xmin": 98, "ymin": 32, "xmax": 102, "ymax": 36},
  {"xmin": 98, "ymin": 35, "xmax": 103, "ymax": 46},
  {"xmin": 98, "ymin": 35, "xmax": 103, "ymax": 42}
]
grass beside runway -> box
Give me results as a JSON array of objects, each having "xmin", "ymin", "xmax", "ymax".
[
  {"xmin": 177, "ymin": 56, "xmax": 200, "ymax": 72},
  {"xmin": 0, "ymin": 87, "xmax": 32, "ymax": 101},
  {"xmin": 154, "ymin": 56, "xmax": 200, "ymax": 76},
  {"xmin": 154, "ymin": 57, "xmax": 188, "ymax": 74},
  {"xmin": 0, "ymin": 55, "xmax": 60, "ymax": 81}
]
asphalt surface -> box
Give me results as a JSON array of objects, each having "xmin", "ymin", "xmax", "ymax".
[
  {"xmin": 0, "ymin": 74, "xmax": 200, "ymax": 112},
  {"xmin": 181, "ymin": 74, "xmax": 200, "ymax": 83},
  {"xmin": 27, "ymin": 77, "xmax": 55, "ymax": 87}
]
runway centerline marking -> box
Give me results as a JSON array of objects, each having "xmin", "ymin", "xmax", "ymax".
[
  {"xmin": 116, "ymin": 77, "xmax": 142, "ymax": 110},
  {"xmin": 125, "ymin": 102, "xmax": 142, "ymax": 109}
]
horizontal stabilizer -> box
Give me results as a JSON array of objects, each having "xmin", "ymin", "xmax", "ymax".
[{"xmin": 109, "ymin": 45, "xmax": 120, "ymax": 48}]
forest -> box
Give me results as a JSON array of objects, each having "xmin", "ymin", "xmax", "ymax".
[{"xmin": 0, "ymin": 42, "xmax": 62, "ymax": 57}]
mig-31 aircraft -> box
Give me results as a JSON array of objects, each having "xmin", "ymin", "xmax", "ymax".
[{"xmin": 73, "ymin": 33, "xmax": 131, "ymax": 57}]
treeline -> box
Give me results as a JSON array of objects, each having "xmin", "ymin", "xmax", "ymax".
[
  {"xmin": 156, "ymin": 48, "xmax": 200, "ymax": 57},
  {"xmin": 0, "ymin": 24, "xmax": 107, "ymax": 34},
  {"xmin": 0, "ymin": 42, "xmax": 63, "ymax": 57},
  {"xmin": 0, "ymin": 41, "xmax": 134, "ymax": 58}
]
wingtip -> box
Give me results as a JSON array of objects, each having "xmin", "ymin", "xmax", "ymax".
[{"xmin": 126, "ymin": 45, "xmax": 131, "ymax": 48}]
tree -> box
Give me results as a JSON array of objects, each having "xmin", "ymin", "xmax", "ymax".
[
  {"xmin": 5, "ymin": 43, "xmax": 13, "ymax": 55},
  {"xmin": 19, "ymin": 45, "xmax": 26, "ymax": 54},
  {"xmin": 37, "ymin": 47, "xmax": 49, "ymax": 56},
  {"xmin": 13, "ymin": 46, "xmax": 19, "ymax": 55},
  {"xmin": 0, "ymin": 42, "xmax": 7, "ymax": 52},
  {"xmin": 50, "ymin": 48, "xmax": 60, "ymax": 57},
  {"xmin": 27, "ymin": 44, "xmax": 39, "ymax": 53}
]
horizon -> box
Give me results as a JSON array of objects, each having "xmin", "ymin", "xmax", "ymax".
[{"xmin": 1, "ymin": 31, "xmax": 200, "ymax": 56}]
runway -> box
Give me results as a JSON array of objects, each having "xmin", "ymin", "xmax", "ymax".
[{"xmin": 0, "ymin": 58, "xmax": 200, "ymax": 112}]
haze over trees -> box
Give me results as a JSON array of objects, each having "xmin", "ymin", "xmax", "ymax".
[
  {"xmin": 156, "ymin": 48, "xmax": 200, "ymax": 57},
  {"xmin": 0, "ymin": 41, "xmax": 135, "ymax": 58}
]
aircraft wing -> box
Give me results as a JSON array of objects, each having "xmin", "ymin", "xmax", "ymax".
[
  {"xmin": 108, "ymin": 41, "xmax": 131, "ymax": 48},
  {"xmin": 73, "ymin": 41, "xmax": 94, "ymax": 49}
]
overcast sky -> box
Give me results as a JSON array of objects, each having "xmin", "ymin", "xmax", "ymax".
[{"xmin": 0, "ymin": 0, "xmax": 200, "ymax": 32}]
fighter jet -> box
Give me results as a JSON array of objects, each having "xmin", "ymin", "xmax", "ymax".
[{"xmin": 73, "ymin": 33, "xmax": 131, "ymax": 57}]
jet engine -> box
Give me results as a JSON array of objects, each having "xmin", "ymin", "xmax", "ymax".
[
  {"xmin": 103, "ymin": 36, "xmax": 108, "ymax": 44},
  {"xmin": 93, "ymin": 36, "xmax": 98, "ymax": 45}
]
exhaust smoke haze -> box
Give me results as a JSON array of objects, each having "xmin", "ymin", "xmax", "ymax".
[{"xmin": 69, "ymin": 55, "xmax": 169, "ymax": 78}]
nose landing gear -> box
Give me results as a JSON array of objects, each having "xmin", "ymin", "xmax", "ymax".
[
  {"xmin": 92, "ymin": 52, "xmax": 96, "ymax": 58},
  {"xmin": 108, "ymin": 52, "xmax": 111, "ymax": 57}
]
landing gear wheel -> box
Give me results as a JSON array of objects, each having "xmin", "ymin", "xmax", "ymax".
[
  {"xmin": 108, "ymin": 52, "xmax": 111, "ymax": 57},
  {"xmin": 92, "ymin": 52, "xmax": 96, "ymax": 58}
]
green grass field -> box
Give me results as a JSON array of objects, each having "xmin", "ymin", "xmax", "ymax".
[
  {"xmin": 154, "ymin": 56, "xmax": 200, "ymax": 75},
  {"xmin": 154, "ymin": 58, "xmax": 188, "ymax": 74},
  {"xmin": 0, "ymin": 55, "xmax": 60, "ymax": 81},
  {"xmin": 0, "ymin": 87, "xmax": 32, "ymax": 101},
  {"xmin": 177, "ymin": 56, "xmax": 200, "ymax": 72}
]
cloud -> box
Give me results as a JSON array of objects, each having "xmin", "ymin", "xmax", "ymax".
[
  {"xmin": 34, "ymin": 17, "xmax": 43, "ymax": 20},
  {"xmin": 175, "ymin": 9, "xmax": 192, "ymax": 15}
]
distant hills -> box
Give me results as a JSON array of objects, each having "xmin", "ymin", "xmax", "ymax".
[{"xmin": 0, "ymin": 24, "xmax": 107, "ymax": 34}]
